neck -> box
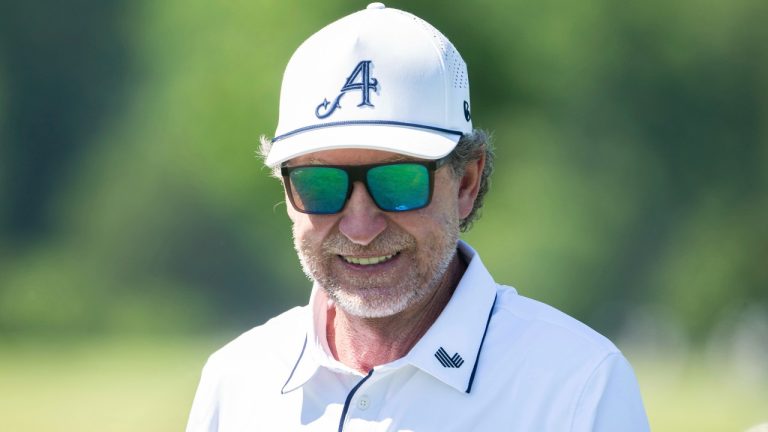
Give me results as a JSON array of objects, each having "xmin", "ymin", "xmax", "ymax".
[{"xmin": 325, "ymin": 251, "xmax": 466, "ymax": 373}]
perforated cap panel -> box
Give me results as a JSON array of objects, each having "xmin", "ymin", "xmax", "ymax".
[
  {"xmin": 268, "ymin": 4, "xmax": 473, "ymax": 167},
  {"xmin": 399, "ymin": 11, "xmax": 469, "ymax": 90}
]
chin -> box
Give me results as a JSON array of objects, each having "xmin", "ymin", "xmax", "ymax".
[{"xmin": 325, "ymin": 283, "xmax": 421, "ymax": 319}]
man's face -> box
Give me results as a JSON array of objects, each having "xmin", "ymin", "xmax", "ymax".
[{"xmin": 284, "ymin": 149, "xmax": 470, "ymax": 319}]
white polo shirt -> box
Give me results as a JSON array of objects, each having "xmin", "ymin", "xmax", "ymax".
[{"xmin": 187, "ymin": 242, "xmax": 649, "ymax": 431}]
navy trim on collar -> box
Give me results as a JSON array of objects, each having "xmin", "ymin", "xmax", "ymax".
[
  {"xmin": 400, "ymin": 242, "xmax": 498, "ymax": 393},
  {"xmin": 338, "ymin": 369, "xmax": 374, "ymax": 432},
  {"xmin": 281, "ymin": 334, "xmax": 308, "ymax": 395},
  {"xmin": 466, "ymin": 293, "xmax": 497, "ymax": 393}
]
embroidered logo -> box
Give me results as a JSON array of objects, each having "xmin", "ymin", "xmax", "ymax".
[
  {"xmin": 316, "ymin": 60, "xmax": 378, "ymax": 119},
  {"xmin": 463, "ymin": 100, "xmax": 471, "ymax": 122},
  {"xmin": 434, "ymin": 347, "xmax": 464, "ymax": 368}
]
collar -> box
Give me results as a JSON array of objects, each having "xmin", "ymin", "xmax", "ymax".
[
  {"xmin": 281, "ymin": 285, "xmax": 354, "ymax": 394},
  {"xmin": 282, "ymin": 240, "xmax": 499, "ymax": 394},
  {"xmin": 404, "ymin": 241, "xmax": 498, "ymax": 393}
]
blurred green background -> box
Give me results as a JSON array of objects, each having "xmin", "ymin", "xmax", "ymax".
[{"xmin": 0, "ymin": 0, "xmax": 766, "ymax": 430}]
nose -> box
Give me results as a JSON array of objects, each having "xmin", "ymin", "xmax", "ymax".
[{"xmin": 338, "ymin": 182, "xmax": 387, "ymax": 245}]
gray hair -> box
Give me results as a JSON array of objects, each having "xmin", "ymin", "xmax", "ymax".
[
  {"xmin": 258, "ymin": 128, "xmax": 494, "ymax": 232},
  {"xmin": 446, "ymin": 129, "xmax": 494, "ymax": 232}
]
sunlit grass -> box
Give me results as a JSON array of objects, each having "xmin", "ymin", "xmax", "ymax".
[
  {"xmin": 0, "ymin": 337, "xmax": 223, "ymax": 432},
  {"xmin": 633, "ymin": 353, "xmax": 768, "ymax": 432},
  {"xmin": 1, "ymin": 339, "xmax": 766, "ymax": 431}
]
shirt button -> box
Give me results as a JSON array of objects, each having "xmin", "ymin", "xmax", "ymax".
[{"xmin": 357, "ymin": 395, "xmax": 371, "ymax": 410}]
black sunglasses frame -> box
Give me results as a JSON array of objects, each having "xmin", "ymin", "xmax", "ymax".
[{"xmin": 280, "ymin": 157, "xmax": 450, "ymax": 215}]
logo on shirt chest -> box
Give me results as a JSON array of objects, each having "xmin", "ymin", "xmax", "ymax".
[{"xmin": 434, "ymin": 347, "xmax": 464, "ymax": 368}]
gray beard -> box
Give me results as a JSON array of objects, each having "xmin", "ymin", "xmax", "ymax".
[{"xmin": 293, "ymin": 220, "xmax": 459, "ymax": 318}]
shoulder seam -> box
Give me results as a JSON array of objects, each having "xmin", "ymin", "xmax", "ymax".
[{"xmin": 568, "ymin": 352, "xmax": 621, "ymax": 432}]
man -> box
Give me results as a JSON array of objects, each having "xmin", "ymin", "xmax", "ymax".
[{"xmin": 187, "ymin": 3, "xmax": 649, "ymax": 431}]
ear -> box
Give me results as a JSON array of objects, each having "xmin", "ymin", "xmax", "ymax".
[{"xmin": 457, "ymin": 154, "xmax": 485, "ymax": 220}]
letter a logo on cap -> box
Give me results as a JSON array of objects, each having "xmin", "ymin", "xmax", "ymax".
[{"xmin": 316, "ymin": 60, "xmax": 379, "ymax": 119}]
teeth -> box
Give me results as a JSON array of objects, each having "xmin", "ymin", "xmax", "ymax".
[{"xmin": 342, "ymin": 253, "xmax": 395, "ymax": 266}]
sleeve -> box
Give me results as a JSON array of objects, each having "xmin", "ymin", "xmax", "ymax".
[
  {"xmin": 571, "ymin": 353, "xmax": 650, "ymax": 432},
  {"xmin": 185, "ymin": 357, "xmax": 221, "ymax": 432}
]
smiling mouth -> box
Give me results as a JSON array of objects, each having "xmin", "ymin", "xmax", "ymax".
[{"xmin": 341, "ymin": 252, "xmax": 399, "ymax": 266}]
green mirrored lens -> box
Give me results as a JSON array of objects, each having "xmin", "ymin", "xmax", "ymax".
[
  {"xmin": 289, "ymin": 167, "xmax": 348, "ymax": 214},
  {"xmin": 367, "ymin": 164, "xmax": 430, "ymax": 211}
]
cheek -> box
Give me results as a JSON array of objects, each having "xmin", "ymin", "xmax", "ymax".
[
  {"xmin": 431, "ymin": 173, "xmax": 461, "ymax": 215},
  {"xmin": 395, "ymin": 200, "xmax": 459, "ymax": 243},
  {"xmin": 288, "ymin": 210, "xmax": 337, "ymax": 246}
]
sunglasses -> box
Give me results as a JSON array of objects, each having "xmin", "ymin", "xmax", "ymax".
[{"xmin": 281, "ymin": 157, "xmax": 449, "ymax": 215}]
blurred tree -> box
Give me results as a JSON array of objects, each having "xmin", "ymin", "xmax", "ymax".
[
  {"xmin": 0, "ymin": 0, "xmax": 132, "ymax": 244},
  {"xmin": 0, "ymin": 0, "xmax": 765, "ymax": 344}
]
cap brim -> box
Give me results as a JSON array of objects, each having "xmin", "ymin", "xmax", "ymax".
[{"xmin": 265, "ymin": 124, "xmax": 460, "ymax": 167}]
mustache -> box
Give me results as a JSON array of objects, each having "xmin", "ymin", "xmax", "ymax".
[{"xmin": 321, "ymin": 229, "xmax": 416, "ymax": 256}]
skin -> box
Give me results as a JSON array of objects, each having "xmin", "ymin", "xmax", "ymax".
[{"xmin": 285, "ymin": 148, "xmax": 485, "ymax": 373}]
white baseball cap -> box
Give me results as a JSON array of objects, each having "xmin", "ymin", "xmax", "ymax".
[{"xmin": 265, "ymin": 2, "xmax": 473, "ymax": 167}]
